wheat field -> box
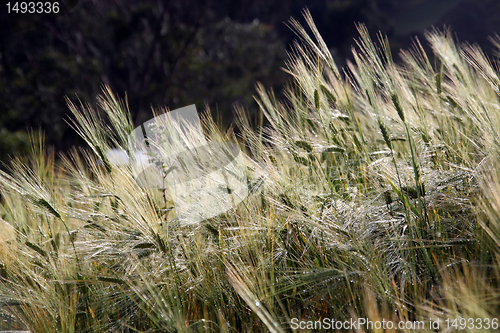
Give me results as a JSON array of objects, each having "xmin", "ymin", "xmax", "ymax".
[{"xmin": 1, "ymin": 10, "xmax": 500, "ymax": 332}]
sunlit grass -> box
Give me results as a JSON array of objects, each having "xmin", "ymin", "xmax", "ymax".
[{"xmin": 1, "ymin": 9, "xmax": 500, "ymax": 332}]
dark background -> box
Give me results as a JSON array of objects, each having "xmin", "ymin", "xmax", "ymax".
[{"xmin": 1, "ymin": 0, "xmax": 499, "ymax": 162}]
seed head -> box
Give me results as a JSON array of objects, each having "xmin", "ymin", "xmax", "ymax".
[
  {"xmin": 391, "ymin": 93, "xmax": 405, "ymax": 122},
  {"xmin": 378, "ymin": 118, "xmax": 392, "ymax": 150}
]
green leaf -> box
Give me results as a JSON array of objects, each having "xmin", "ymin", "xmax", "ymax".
[{"xmin": 315, "ymin": 256, "xmax": 322, "ymax": 267}]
